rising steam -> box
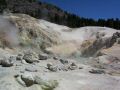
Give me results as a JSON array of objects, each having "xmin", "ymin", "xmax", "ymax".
[{"xmin": 0, "ymin": 15, "xmax": 19, "ymax": 48}]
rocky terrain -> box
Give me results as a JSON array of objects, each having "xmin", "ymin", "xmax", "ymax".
[{"xmin": 0, "ymin": 13, "xmax": 120, "ymax": 90}]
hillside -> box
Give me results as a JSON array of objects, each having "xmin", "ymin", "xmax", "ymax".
[
  {"xmin": 0, "ymin": 13, "xmax": 120, "ymax": 90},
  {"xmin": 0, "ymin": 0, "xmax": 120, "ymax": 29},
  {"xmin": 0, "ymin": 0, "xmax": 79, "ymax": 27}
]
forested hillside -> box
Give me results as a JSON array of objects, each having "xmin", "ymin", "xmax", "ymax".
[{"xmin": 0, "ymin": 0, "xmax": 120, "ymax": 29}]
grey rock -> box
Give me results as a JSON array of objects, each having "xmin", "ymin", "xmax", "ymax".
[
  {"xmin": 47, "ymin": 63, "xmax": 52, "ymax": 68},
  {"xmin": 53, "ymin": 56, "xmax": 58, "ymax": 60},
  {"xmin": 97, "ymin": 55, "xmax": 119, "ymax": 64},
  {"xmin": 47, "ymin": 63, "xmax": 74, "ymax": 72},
  {"xmin": 38, "ymin": 53, "xmax": 48, "ymax": 60},
  {"xmin": 21, "ymin": 73, "xmax": 34, "ymax": 87},
  {"xmin": 60, "ymin": 66, "xmax": 69, "ymax": 71},
  {"xmin": 0, "ymin": 57, "xmax": 14, "ymax": 67},
  {"xmin": 23, "ymin": 51, "xmax": 38, "ymax": 63},
  {"xmin": 79, "ymin": 67, "xmax": 83, "ymax": 69},
  {"xmin": 9, "ymin": 56, "xmax": 16, "ymax": 62},
  {"xmin": 15, "ymin": 73, "xmax": 59, "ymax": 89},
  {"xmin": 68, "ymin": 63, "xmax": 78, "ymax": 70},
  {"xmin": 16, "ymin": 54, "xmax": 23, "ymax": 60},
  {"xmin": 60, "ymin": 59, "xmax": 69, "ymax": 64},
  {"xmin": 41, "ymin": 80, "xmax": 58, "ymax": 90},
  {"xmin": 34, "ymin": 76, "xmax": 45, "ymax": 85},
  {"xmin": 21, "ymin": 59, "xmax": 28, "ymax": 64},
  {"xmin": 25, "ymin": 67, "xmax": 38, "ymax": 72},
  {"xmin": 15, "ymin": 75, "xmax": 26, "ymax": 87},
  {"xmin": 47, "ymin": 63, "xmax": 58, "ymax": 72},
  {"xmin": 89, "ymin": 69, "xmax": 105, "ymax": 74},
  {"xmin": 34, "ymin": 76, "xmax": 58, "ymax": 90},
  {"xmin": 81, "ymin": 32, "xmax": 120, "ymax": 57}
]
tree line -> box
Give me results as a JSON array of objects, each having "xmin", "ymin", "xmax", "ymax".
[{"xmin": 0, "ymin": 0, "xmax": 120, "ymax": 30}]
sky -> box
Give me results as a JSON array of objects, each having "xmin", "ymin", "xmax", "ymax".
[{"xmin": 41, "ymin": 0, "xmax": 120, "ymax": 19}]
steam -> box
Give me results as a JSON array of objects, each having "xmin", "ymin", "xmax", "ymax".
[{"xmin": 0, "ymin": 15, "xmax": 19, "ymax": 48}]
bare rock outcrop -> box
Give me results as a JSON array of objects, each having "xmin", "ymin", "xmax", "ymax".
[
  {"xmin": 81, "ymin": 32, "xmax": 120, "ymax": 57},
  {"xmin": 3, "ymin": 14, "xmax": 60, "ymax": 50}
]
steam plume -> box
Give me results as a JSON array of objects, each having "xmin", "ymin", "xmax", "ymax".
[{"xmin": 0, "ymin": 15, "xmax": 19, "ymax": 48}]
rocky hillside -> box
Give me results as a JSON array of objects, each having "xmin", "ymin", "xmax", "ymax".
[
  {"xmin": 0, "ymin": 14, "xmax": 120, "ymax": 90},
  {"xmin": 2, "ymin": 13, "xmax": 120, "ymax": 56},
  {"xmin": 0, "ymin": 14, "xmax": 61, "ymax": 51}
]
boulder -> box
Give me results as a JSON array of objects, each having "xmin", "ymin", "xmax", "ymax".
[
  {"xmin": 47, "ymin": 63, "xmax": 58, "ymax": 72},
  {"xmin": 23, "ymin": 51, "xmax": 38, "ymax": 63},
  {"xmin": 41, "ymin": 80, "xmax": 58, "ymax": 90},
  {"xmin": 21, "ymin": 59, "xmax": 28, "ymax": 64},
  {"xmin": 47, "ymin": 63, "xmax": 53, "ymax": 68},
  {"xmin": 34, "ymin": 76, "xmax": 44, "ymax": 85},
  {"xmin": 16, "ymin": 53, "xmax": 23, "ymax": 60},
  {"xmin": 79, "ymin": 67, "xmax": 83, "ymax": 69},
  {"xmin": 21, "ymin": 73, "xmax": 34, "ymax": 87},
  {"xmin": 34, "ymin": 76, "xmax": 58, "ymax": 90},
  {"xmin": 38, "ymin": 53, "xmax": 48, "ymax": 60},
  {"xmin": 15, "ymin": 75, "xmax": 26, "ymax": 87},
  {"xmin": 0, "ymin": 57, "xmax": 14, "ymax": 67},
  {"xmin": 47, "ymin": 63, "xmax": 78, "ymax": 72},
  {"xmin": 9, "ymin": 56, "xmax": 16, "ymax": 62},
  {"xmin": 15, "ymin": 73, "xmax": 59, "ymax": 89}
]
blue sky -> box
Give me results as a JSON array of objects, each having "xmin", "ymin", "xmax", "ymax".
[{"xmin": 41, "ymin": 0, "xmax": 120, "ymax": 19}]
